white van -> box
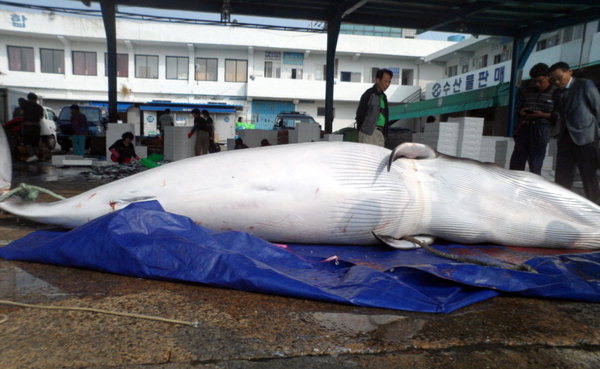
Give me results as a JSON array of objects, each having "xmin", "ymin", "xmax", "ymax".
[{"xmin": 40, "ymin": 106, "xmax": 60, "ymax": 151}]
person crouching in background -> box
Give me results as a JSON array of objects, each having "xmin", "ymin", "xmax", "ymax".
[{"xmin": 109, "ymin": 132, "xmax": 140, "ymax": 164}]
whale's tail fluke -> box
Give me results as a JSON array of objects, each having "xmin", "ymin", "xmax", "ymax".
[{"xmin": 0, "ymin": 125, "xmax": 13, "ymax": 196}]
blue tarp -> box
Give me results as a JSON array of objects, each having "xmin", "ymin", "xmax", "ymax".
[{"xmin": 1, "ymin": 201, "xmax": 599, "ymax": 313}]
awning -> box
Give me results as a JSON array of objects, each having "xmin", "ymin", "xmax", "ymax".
[
  {"xmin": 88, "ymin": 101, "xmax": 241, "ymax": 114},
  {"xmin": 390, "ymin": 83, "xmax": 510, "ymax": 120},
  {"xmin": 88, "ymin": 102, "xmax": 133, "ymax": 112},
  {"xmin": 139, "ymin": 104, "xmax": 237, "ymax": 113}
]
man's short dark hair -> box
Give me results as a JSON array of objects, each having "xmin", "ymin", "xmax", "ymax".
[
  {"xmin": 549, "ymin": 62, "xmax": 571, "ymax": 74},
  {"xmin": 191, "ymin": 108, "xmax": 200, "ymax": 114},
  {"xmin": 122, "ymin": 132, "xmax": 134, "ymax": 140},
  {"xmin": 27, "ymin": 92, "xmax": 37, "ymax": 101},
  {"xmin": 70, "ymin": 104, "xmax": 80, "ymax": 111},
  {"xmin": 165, "ymin": 108, "xmax": 171, "ymax": 113},
  {"xmin": 376, "ymin": 68, "xmax": 393, "ymax": 80},
  {"xmin": 529, "ymin": 63, "xmax": 549, "ymax": 78}
]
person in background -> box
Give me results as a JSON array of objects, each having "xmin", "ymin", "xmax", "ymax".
[
  {"xmin": 234, "ymin": 137, "xmax": 249, "ymax": 149},
  {"xmin": 4, "ymin": 98, "xmax": 26, "ymax": 157},
  {"xmin": 158, "ymin": 108, "xmax": 174, "ymax": 136},
  {"xmin": 549, "ymin": 61, "xmax": 600, "ymax": 204},
  {"xmin": 70, "ymin": 104, "xmax": 89, "ymax": 156},
  {"xmin": 260, "ymin": 139, "xmax": 271, "ymax": 146},
  {"xmin": 236, "ymin": 116, "xmax": 256, "ymax": 130},
  {"xmin": 509, "ymin": 63, "xmax": 557, "ymax": 175},
  {"xmin": 109, "ymin": 132, "xmax": 140, "ymax": 164},
  {"xmin": 22, "ymin": 92, "xmax": 44, "ymax": 162},
  {"xmin": 426, "ymin": 115, "xmax": 436, "ymax": 123},
  {"xmin": 355, "ymin": 68, "xmax": 392, "ymax": 147},
  {"xmin": 188, "ymin": 108, "xmax": 211, "ymax": 156}
]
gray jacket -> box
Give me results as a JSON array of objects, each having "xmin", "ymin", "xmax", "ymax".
[
  {"xmin": 553, "ymin": 78, "xmax": 600, "ymax": 146},
  {"xmin": 355, "ymin": 85, "xmax": 389, "ymax": 136}
]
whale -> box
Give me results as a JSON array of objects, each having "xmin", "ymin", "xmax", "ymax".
[{"xmin": 1, "ymin": 126, "xmax": 600, "ymax": 249}]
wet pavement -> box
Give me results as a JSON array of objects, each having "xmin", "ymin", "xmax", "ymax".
[{"xmin": 1, "ymin": 162, "xmax": 600, "ymax": 369}]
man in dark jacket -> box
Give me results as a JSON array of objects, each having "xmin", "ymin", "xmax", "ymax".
[
  {"xmin": 355, "ymin": 68, "xmax": 392, "ymax": 147},
  {"xmin": 549, "ymin": 61, "xmax": 600, "ymax": 204},
  {"xmin": 22, "ymin": 92, "xmax": 44, "ymax": 162},
  {"xmin": 509, "ymin": 63, "xmax": 557, "ymax": 175}
]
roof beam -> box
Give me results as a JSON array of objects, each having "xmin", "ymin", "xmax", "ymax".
[{"xmin": 421, "ymin": 1, "xmax": 500, "ymax": 33}]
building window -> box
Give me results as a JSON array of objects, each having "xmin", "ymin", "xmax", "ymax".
[
  {"xmin": 166, "ymin": 56, "xmax": 189, "ymax": 80},
  {"xmin": 447, "ymin": 65, "xmax": 458, "ymax": 77},
  {"xmin": 317, "ymin": 106, "xmax": 334, "ymax": 116},
  {"xmin": 7, "ymin": 45, "xmax": 34, "ymax": 72},
  {"xmin": 493, "ymin": 55, "xmax": 502, "ymax": 64},
  {"xmin": 264, "ymin": 61, "xmax": 281, "ymax": 78},
  {"xmin": 536, "ymin": 34, "xmax": 560, "ymax": 51},
  {"xmin": 563, "ymin": 27, "xmax": 574, "ymax": 43},
  {"xmin": 291, "ymin": 68, "xmax": 303, "ymax": 80},
  {"xmin": 475, "ymin": 55, "xmax": 488, "ymax": 69},
  {"xmin": 195, "ymin": 58, "xmax": 218, "ymax": 81},
  {"xmin": 73, "ymin": 51, "xmax": 97, "ymax": 75},
  {"xmin": 402, "ymin": 69, "xmax": 414, "ymax": 85},
  {"xmin": 371, "ymin": 67, "xmax": 398, "ymax": 83},
  {"xmin": 225, "ymin": 59, "xmax": 247, "ymax": 82},
  {"xmin": 40, "ymin": 48, "xmax": 64, "ymax": 74},
  {"xmin": 135, "ymin": 55, "xmax": 159, "ymax": 79},
  {"xmin": 340, "ymin": 71, "xmax": 361, "ymax": 82},
  {"xmin": 461, "ymin": 64, "xmax": 469, "ymax": 73},
  {"xmin": 104, "ymin": 53, "xmax": 129, "ymax": 77}
]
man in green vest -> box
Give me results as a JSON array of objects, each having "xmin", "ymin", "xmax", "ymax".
[
  {"xmin": 355, "ymin": 68, "xmax": 392, "ymax": 147},
  {"xmin": 236, "ymin": 117, "xmax": 255, "ymax": 130}
]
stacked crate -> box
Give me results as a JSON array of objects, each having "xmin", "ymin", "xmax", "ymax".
[
  {"xmin": 164, "ymin": 126, "xmax": 194, "ymax": 161},
  {"xmin": 289, "ymin": 122, "xmax": 321, "ymax": 144},
  {"xmin": 422, "ymin": 121, "xmax": 460, "ymax": 156},
  {"xmin": 448, "ymin": 117, "xmax": 484, "ymax": 160}
]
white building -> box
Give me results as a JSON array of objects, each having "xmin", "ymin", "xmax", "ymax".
[{"xmin": 0, "ymin": 8, "xmax": 454, "ymax": 138}]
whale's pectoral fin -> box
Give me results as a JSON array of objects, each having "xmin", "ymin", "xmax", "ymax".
[
  {"xmin": 387, "ymin": 142, "xmax": 438, "ymax": 171},
  {"xmin": 372, "ymin": 231, "xmax": 435, "ymax": 250}
]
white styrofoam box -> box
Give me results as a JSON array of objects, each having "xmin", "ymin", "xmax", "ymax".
[
  {"xmin": 423, "ymin": 122, "xmax": 459, "ymax": 156},
  {"xmin": 51, "ymin": 155, "xmax": 96, "ymax": 166},
  {"xmin": 479, "ymin": 136, "xmax": 510, "ymax": 163},
  {"xmin": 164, "ymin": 126, "xmax": 194, "ymax": 161},
  {"xmin": 448, "ymin": 117, "xmax": 484, "ymax": 159},
  {"xmin": 322, "ymin": 134, "xmax": 343, "ymax": 142},
  {"xmin": 237, "ymin": 129, "xmax": 278, "ymax": 148},
  {"xmin": 289, "ymin": 122, "xmax": 321, "ymax": 144},
  {"xmin": 134, "ymin": 145, "xmax": 147, "ymax": 158},
  {"xmin": 412, "ymin": 132, "xmax": 424, "ymax": 143},
  {"xmin": 106, "ymin": 123, "xmax": 134, "ymax": 159},
  {"xmin": 494, "ymin": 139, "xmax": 515, "ymax": 168}
]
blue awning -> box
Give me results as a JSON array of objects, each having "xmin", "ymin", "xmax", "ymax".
[
  {"xmin": 88, "ymin": 102, "xmax": 133, "ymax": 112},
  {"xmin": 139, "ymin": 105, "xmax": 238, "ymax": 113}
]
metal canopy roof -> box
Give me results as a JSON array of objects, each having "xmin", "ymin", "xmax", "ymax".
[{"xmin": 109, "ymin": 0, "xmax": 600, "ymax": 38}]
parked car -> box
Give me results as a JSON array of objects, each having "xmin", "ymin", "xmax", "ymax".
[
  {"xmin": 56, "ymin": 105, "xmax": 108, "ymax": 152},
  {"xmin": 273, "ymin": 112, "xmax": 320, "ymax": 130}
]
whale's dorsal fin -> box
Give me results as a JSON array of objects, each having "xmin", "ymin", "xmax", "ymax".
[
  {"xmin": 387, "ymin": 143, "xmax": 437, "ymax": 171},
  {"xmin": 372, "ymin": 231, "xmax": 435, "ymax": 250}
]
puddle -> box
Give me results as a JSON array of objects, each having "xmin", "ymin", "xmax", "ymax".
[
  {"xmin": 0, "ymin": 263, "xmax": 68, "ymax": 299},
  {"xmin": 306, "ymin": 311, "xmax": 424, "ymax": 339}
]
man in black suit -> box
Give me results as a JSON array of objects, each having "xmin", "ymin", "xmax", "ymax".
[{"xmin": 549, "ymin": 62, "xmax": 600, "ymax": 204}]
